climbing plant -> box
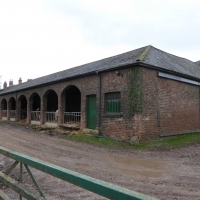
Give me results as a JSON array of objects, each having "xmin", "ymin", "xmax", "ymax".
[{"xmin": 127, "ymin": 67, "xmax": 143, "ymax": 117}]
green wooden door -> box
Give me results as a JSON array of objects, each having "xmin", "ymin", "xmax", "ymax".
[{"xmin": 87, "ymin": 95, "xmax": 96, "ymax": 129}]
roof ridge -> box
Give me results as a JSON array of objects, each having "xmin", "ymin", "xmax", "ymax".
[
  {"xmin": 148, "ymin": 46, "xmax": 196, "ymax": 64},
  {"xmin": 137, "ymin": 45, "xmax": 152, "ymax": 62},
  {"xmin": 195, "ymin": 60, "xmax": 200, "ymax": 66}
]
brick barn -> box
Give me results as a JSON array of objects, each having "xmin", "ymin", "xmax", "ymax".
[{"xmin": 0, "ymin": 45, "xmax": 200, "ymax": 142}]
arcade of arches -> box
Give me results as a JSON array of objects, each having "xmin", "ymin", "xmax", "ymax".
[
  {"xmin": 0, "ymin": 86, "xmax": 82, "ymax": 129},
  {"xmin": 0, "ymin": 68, "xmax": 128, "ymax": 142}
]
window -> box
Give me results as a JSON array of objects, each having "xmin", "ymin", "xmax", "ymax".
[{"xmin": 105, "ymin": 92, "xmax": 121, "ymax": 114}]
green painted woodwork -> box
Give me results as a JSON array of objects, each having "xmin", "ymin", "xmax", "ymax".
[
  {"xmin": 5, "ymin": 160, "xmax": 19, "ymax": 175},
  {"xmin": 105, "ymin": 92, "xmax": 121, "ymax": 114},
  {"xmin": 0, "ymin": 190, "xmax": 12, "ymax": 200},
  {"xmin": 3, "ymin": 160, "xmax": 45, "ymax": 199},
  {"xmin": 0, "ymin": 146, "xmax": 157, "ymax": 200},
  {"xmin": 0, "ymin": 172, "xmax": 45, "ymax": 200},
  {"xmin": 87, "ymin": 95, "xmax": 97, "ymax": 129},
  {"xmin": 106, "ymin": 100, "xmax": 121, "ymax": 113},
  {"xmin": 24, "ymin": 164, "xmax": 44, "ymax": 197}
]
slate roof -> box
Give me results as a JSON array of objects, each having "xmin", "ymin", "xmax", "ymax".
[
  {"xmin": 0, "ymin": 45, "xmax": 200, "ymax": 95},
  {"xmin": 141, "ymin": 46, "xmax": 200, "ymax": 80},
  {"xmin": 195, "ymin": 60, "xmax": 200, "ymax": 67}
]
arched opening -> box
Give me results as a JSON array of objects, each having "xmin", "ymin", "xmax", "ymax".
[
  {"xmin": 46, "ymin": 90, "xmax": 58, "ymax": 111},
  {"xmin": 18, "ymin": 95, "xmax": 27, "ymax": 120},
  {"xmin": 65, "ymin": 86, "xmax": 81, "ymax": 112},
  {"xmin": 1, "ymin": 99, "xmax": 7, "ymax": 119},
  {"xmin": 32, "ymin": 93, "xmax": 41, "ymax": 111},
  {"xmin": 9, "ymin": 97, "xmax": 16, "ymax": 120},
  {"xmin": 44, "ymin": 90, "xmax": 58, "ymax": 124},
  {"xmin": 30, "ymin": 93, "xmax": 41, "ymax": 122},
  {"xmin": 62, "ymin": 85, "xmax": 81, "ymax": 128}
]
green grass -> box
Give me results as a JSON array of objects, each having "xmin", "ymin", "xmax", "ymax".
[
  {"xmin": 65, "ymin": 132, "xmax": 200, "ymax": 149},
  {"xmin": 133, "ymin": 132, "xmax": 200, "ymax": 149},
  {"xmin": 65, "ymin": 134, "xmax": 127, "ymax": 148},
  {"xmin": 1, "ymin": 120, "xmax": 200, "ymax": 149}
]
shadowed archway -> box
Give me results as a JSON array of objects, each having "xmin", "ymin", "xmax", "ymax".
[
  {"xmin": 1, "ymin": 98, "xmax": 7, "ymax": 119},
  {"xmin": 29, "ymin": 93, "xmax": 41, "ymax": 122},
  {"xmin": 43, "ymin": 90, "xmax": 58, "ymax": 124},
  {"xmin": 61, "ymin": 85, "xmax": 81, "ymax": 128},
  {"xmin": 18, "ymin": 95, "xmax": 27, "ymax": 120},
  {"xmin": 8, "ymin": 97, "xmax": 16, "ymax": 120}
]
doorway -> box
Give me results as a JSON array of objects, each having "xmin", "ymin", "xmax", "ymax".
[{"xmin": 87, "ymin": 95, "xmax": 96, "ymax": 129}]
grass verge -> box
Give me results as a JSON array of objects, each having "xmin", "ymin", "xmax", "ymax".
[
  {"xmin": 136, "ymin": 133, "xmax": 200, "ymax": 149},
  {"xmin": 65, "ymin": 132, "xmax": 200, "ymax": 149},
  {"xmin": 1, "ymin": 121, "xmax": 200, "ymax": 149},
  {"xmin": 65, "ymin": 134, "xmax": 127, "ymax": 148}
]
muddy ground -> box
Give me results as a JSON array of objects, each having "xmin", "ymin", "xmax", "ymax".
[{"xmin": 0, "ymin": 122, "xmax": 199, "ymax": 200}]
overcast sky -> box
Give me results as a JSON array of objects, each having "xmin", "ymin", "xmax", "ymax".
[{"xmin": 0, "ymin": 0, "xmax": 200, "ymax": 88}]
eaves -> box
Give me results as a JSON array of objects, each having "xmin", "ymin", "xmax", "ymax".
[{"xmin": 1, "ymin": 62, "xmax": 200, "ymax": 96}]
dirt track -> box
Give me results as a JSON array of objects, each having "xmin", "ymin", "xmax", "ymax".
[{"xmin": 0, "ymin": 122, "xmax": 200, "ymax": 200}]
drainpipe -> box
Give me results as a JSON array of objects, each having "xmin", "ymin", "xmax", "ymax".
[{"xmin": 97, "ymin": 71, "xmax": 102, "ymax": 136}]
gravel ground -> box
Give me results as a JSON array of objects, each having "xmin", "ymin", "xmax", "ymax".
[{"xmin": 0, "ymin": 122, "xmax": 199, "ymax": 200}]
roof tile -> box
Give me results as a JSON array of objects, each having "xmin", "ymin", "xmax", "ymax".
[{"xmin": 0, "ymin": 46, "xmax": 199, "ymax": 95}]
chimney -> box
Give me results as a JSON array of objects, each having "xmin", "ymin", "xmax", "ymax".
[
  {"xmin": 9, "ymin": 79, "xmax": 13, "ymax": 86},
  {"xmin": 3, "ymin": 81, "xmax": 7, "ymax": 89},
  {"xmin": 18, "ymin": 78, "xmax": 22, "ymax": 84}
]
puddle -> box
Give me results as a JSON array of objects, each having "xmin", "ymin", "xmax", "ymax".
[
  {"xmin": 111, "ymin": 156, "xmax": 169, "ymax": 178},
  {"xmin": 75, "ymin": 163, "xmax": 90, "ymax": 167},
  {"xmin": 138, "ymin": 170, "xmax": 163, "ymax": 177},
  {"xmin": 113, "ymin": 156, "xmax": 166, "ymax": 170},
  {"xmin": 119, "ymin": 167, "xmax": 163, "ymax": 177}
]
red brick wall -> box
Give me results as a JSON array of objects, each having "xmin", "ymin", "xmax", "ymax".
[
  {"xmin": 0, "ymin": 66, "xmax": 200, "ymax": 142},
  {"xmin": 141, "ymin": 67, "xmax": 200, "ymax": 141},
  {"xmin": 100, "ymin": 69, "xmax": 134, "ymax": 140}
]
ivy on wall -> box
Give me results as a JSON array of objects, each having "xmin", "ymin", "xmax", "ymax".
[{"xmin": 127, "ymin": 67, "xmax": 143, "ymax": 117}]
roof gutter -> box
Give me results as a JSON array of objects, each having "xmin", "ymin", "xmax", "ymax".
[
  {"xmin": 1, "ymin": 61, "xmax": 200, "ymax": 96},
  {"xmin": 0, "ymin": 63, "xmax": 139, "ymax": 96},
  {"xmin": 137, "ymin": 62, "xmax": 200, "ymax": 82}
]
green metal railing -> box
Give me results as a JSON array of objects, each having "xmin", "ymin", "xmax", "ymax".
[{"xmin": 0, "ymin": 146, "xmax": 158, "ymax": 200}]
